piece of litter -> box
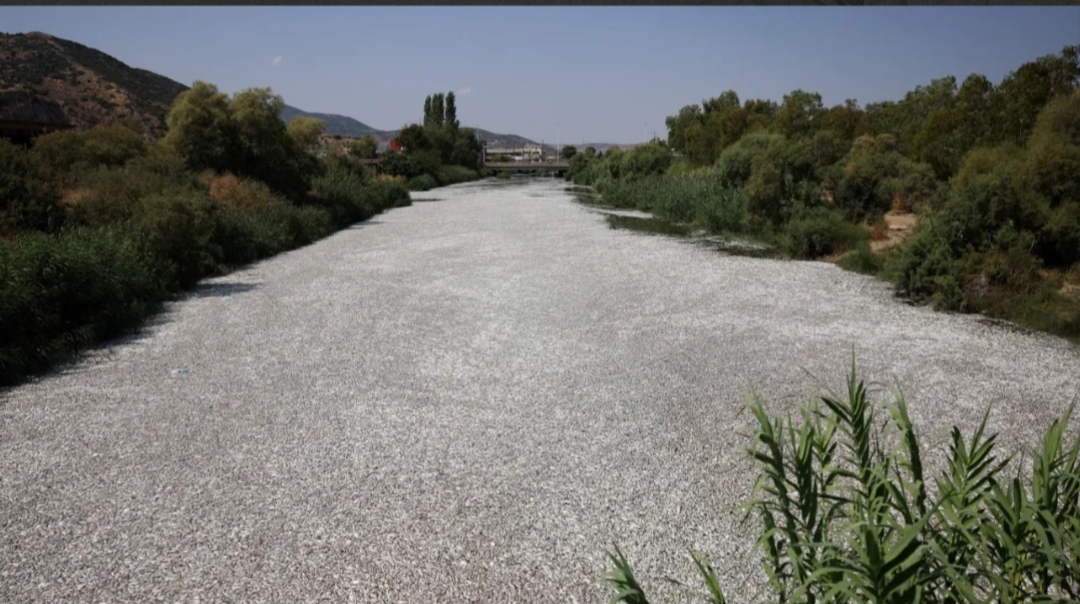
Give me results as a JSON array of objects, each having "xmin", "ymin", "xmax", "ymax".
[{"xmin": 172, "ymin": 369, "xmax": 189, "ymax": 376}]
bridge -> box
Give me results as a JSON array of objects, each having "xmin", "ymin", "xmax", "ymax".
[{"xmin": 484, "ymin": 161, "xmax": 569, "ymax": 177}]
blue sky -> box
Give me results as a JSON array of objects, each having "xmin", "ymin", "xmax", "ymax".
[{"xmin": 2, "ymin": 7, "xmax": 1078, "ymax": 144}]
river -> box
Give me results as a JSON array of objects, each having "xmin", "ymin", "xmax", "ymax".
[{"xmin": 2, "ymin": 178, "xmax": 1077, "ymax": 603}]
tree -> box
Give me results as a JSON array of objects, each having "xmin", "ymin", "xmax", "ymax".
[
  {"xmin": 665, "ymin": 104, "xmax": 704, "ymax": 157},
  {"xmin": 431, "ymin": 94, "xmax": 445, "ymax": 128},
  {"xmin": 287, "ymin": 116, "xmax": 325, "ymax": 153},
  {"xmin": 702, "ymin": 91, "xmax": 740, "ymax": 116},
  {"xmin": 162, "ymin": 80, "xmax": 238, "ymax": 173},
  {"xmin": 397, "ymin": 124, "xmax": 432, "ymax": 153},
  {"xmin": 621, "ymin": 142, "xmax": 673, "ymax": 180},
  {"xmin": 228, "ymin": 87, "xmax": 311, "ymax": 198},
  {"xmin": 560, "ymin": 145, "xmax": 578, "ymax": 161},
  {"xmin": 451, "ymin": 129, "xmax": 483, "ymax": 170},
  {"xmin": 445, "ymin": 91, "xmax": 459, "ymax": 130},
  {"xmin": 773, "ymin": 89, "xmax": 824, "ymax": 141},
  {"xmin": 993, "ymin": 45, "xmax": 1080, "ymax": 145},
  {"xmin": 380, "ymin": 151, "xmax": 414, "ymax": 178},
  {"xmin": 349, "ymin": 135, "xmax": 379, "ymax": 159}
]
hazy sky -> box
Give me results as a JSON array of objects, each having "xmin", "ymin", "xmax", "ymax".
[{"xmin": 2, "ymin": 7, "xmax": 1078, "ymax": 144}]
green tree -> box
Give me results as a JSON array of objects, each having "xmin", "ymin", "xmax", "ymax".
[
  {"xmin": 702, "ymin": 90, "xmax": 740, "ymax": 116},
  {"xmin": 397, "ymin": 124, "xmax": 432, "ymax": 153},
  {"xmin": 423, "ymin": 95, "xmax": 434, "ymax": 128},
  {"xmin": 162, "ymin": 80, "xmax": 238, "ymax": 174},
  {"xmin": 993, "ymin": 45, "xmax": 1079, "ymax": 145},
  {"xmin": 560, "ymin": 145, "xmax": 578, "ymax": 161},
  {"xmin": 451, "ymin": 128, "xmax": 483, "ymax": 170},
  {"xmin": 773, "ymin": 89, "xmax": 824, "ymax": 141},
  {"xmin": 228, "ymin": 87, "xmax": 311, "ymax": 198},
  {"xmin": 665, "ymin": 104, "xmax": 703, "ymax": 157},
  {"xmin": 287, "ymin": 116, "xmax": 326, "ymax": 154},
  {"xmin": 431, "ymin": 94, "xmax": 445, "ymax": 128},
  {"xmin": 349, "ymin": 135, "xmax": 379, "ymax": 160},
  {"xmin": 445, "ymin": 91, "xmax": 459, "ymax": 130},
  {"xmin": 621, "ymin": 142, "xmax": 673, "ymax": 180}
]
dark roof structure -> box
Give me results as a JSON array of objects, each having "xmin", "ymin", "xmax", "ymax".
[{"xmin": 0, "ymin": 89, "xmax": 71, "ymax": 126}]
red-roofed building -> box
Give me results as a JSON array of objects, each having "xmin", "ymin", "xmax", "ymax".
[{"xmin": 388, "ymin": 139, "xmax": 402, "ymax": 153}]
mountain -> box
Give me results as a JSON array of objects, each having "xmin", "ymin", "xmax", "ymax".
[
  {"xmin": 0, "ymin": 30, "xmax": 556, "ymax": 152},
  {"xmin": 279, "ymin": 105, "xmax": 383, "ymax": 138},
  {"xmin": 0, "ymin": 31, "xmax": 189, "ymax": 135}
]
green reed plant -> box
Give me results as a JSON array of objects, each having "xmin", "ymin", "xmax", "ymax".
[{"xmin": 605, "ymin": 360, "xmax": 1079, "ymax": 603}]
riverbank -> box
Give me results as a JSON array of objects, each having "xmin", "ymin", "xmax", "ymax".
[
  {"xmin": 3, "ymin": 178, "xmax": 1077, "ymax": 603},
  {"xmin": 568, "ymin": 177, "xmax": 1080, "ymax": 345}
]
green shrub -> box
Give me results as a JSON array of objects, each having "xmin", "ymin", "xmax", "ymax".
[
  {"xmin": 379, "ymin": 152, "xmax": 414, "ymax": 178},
  {"xmin": 134, "ymin": 191, "xmax": 217, "ymax": 290},
  {"xmin": 0, "ymin": 139, "xmax": 65, "ymax": 235},
  {"xmin": 604, "ymin": 361, "xmax": 1080, "ymax": 604},
  {"xmin": 0, "ymin": 227, "xmax": 165, "ymax": 386},
  {"xmin": 886, "ymin": 220, "xmax": 968, "ymax": 311},
  {"xmin": 31, "ymin": 120, "xmax": 149, "ymax": 186},
  {"xmin": 496, "ymin": 171, "xmax": 512, "ymax": 180},
  {"xmin": 782, "ymin": 206, "xmax": 866, "ymax": 259},
  {"xmin": 621, "ymin": 142, "xmax": 673, "ymax": 180},
  {"xmin": 312, "ymin": 164, "xmax": 379, "ymax": 226},
  {"xmin": 837, "ymin": 240, "xmax": 884, "ymax": 275},
  {"xmin": 408, "ymin": 174, "xmax": 438, "ymax": 191},
  {"xmin": 209, "ymin": 202, "xmax": 334, "ymax": 268},
  {"xmin": 437, "ymin": 165, "xmax": 479, "ymax": 185},
  {"xmin": 716, "ymin": 133, "xmax": 785, "ymax": 186}
]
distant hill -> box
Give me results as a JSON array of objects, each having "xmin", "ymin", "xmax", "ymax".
[
  {"xmin": 0, "ymin": 30, "xmax": 557, "ymax": 152},
  {"xmin": 0, "ymin": 31, "xmax": 188, "ymax": 135},
  {"xmin": 280, "ymin": 105, "xmax": 383, "ymax": 138}
]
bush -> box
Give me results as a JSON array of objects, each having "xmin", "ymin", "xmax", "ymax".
[
  {"xmin": 716, "ymin": 133, "xmax": 785, "ymax": 186},
  {"xmin": 0, "ymin": 139, "xmax": 65, "ymax": 235},
  {"xmin": 0, "ymin": 227, "xmax": 165, "ymax": 386},
  {"xmin": 604, "ymin": 362, "xmax": 1080, "ymax": 604},
  {"xmin": 781, "ymin": 206, "xmax": 867, "ymax": 259},
  {"xmin": 407, "ymin": 174, "xmax": 438, "ymax": 191},
  {"xmin": 209, "ymin": 202, "xmax": 332, "ymax": 267},
  {"xmin": 379, "ymin": 152, "xmax": 414, "ymax": 178},
  {"xmin": 312, "ymin": 164, "xmax": 379, "ymax": 225},
  {"xmin": 837, "ymin": 240, "xmax": 884, "ymax": 275},
  {"xmin": 437, "ymin": 165, "xmax": 479, "ymax": 186},
  {"xmin": 621, "ymin": 142, "xmax": 673, "ymax": 180},
  {"xmin": 134, "ymin": 191, "xmax": 217, "ymax": 290},
  {"xmin": 886, "ymin": 221, "xmax": 962, "ymax": 309},
  {"xmin": 208, "ymin": 173, "xmax": 280, "ymax": 208},
  {"xmin": 31, "ymin": 120, "xmax": 149, "ymax": 186}
]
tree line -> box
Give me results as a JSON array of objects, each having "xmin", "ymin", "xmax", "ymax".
[
  {"xmin": 567, "ymin": 45, "xmax": 1080, "ymax": 340},
  {"xmin": 0, "ymin": 82, "xmax": 486, "ymax": 386}
]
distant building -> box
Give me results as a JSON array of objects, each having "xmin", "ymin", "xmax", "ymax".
[
  {"xmin": 484, "ymin": 143, "xmax": 543, "ymax": 162},
  {"xmin": 0, "ymin": 90, "xmax": 73, "ymax": 146}
]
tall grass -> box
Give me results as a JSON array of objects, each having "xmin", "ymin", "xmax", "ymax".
[
  {"xmin": 595, "ymin": 169, "xmax": 751, "ymax": 236},
  {"xmin": 605, "ymin": 361, "xmax": 1080, "ymax": 603}
]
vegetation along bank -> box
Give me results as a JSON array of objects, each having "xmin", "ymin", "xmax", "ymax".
[
  {"xmin": 0, "ymin": 83, "xmax": 483, "ymax": 387},
  {"xmin": 566, "ymin": 45, "xmax": 1080, "ymax": 342}
]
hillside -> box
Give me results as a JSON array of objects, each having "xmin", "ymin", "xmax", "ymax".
[
  {"xmin": 280, "ymin": 105, "xmax": 383, "ymax": 138},
  {"xmin": 0, "ymin": 31, "xmax": 188, "ymax": 135},
  {"xmin": 0, "ymin": 30, "xmax": 556, "ymax": 152}
]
